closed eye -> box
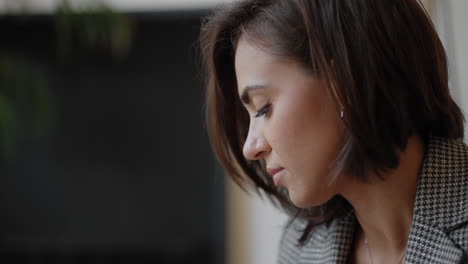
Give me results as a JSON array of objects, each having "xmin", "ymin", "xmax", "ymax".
[{"xmin": 255, "ymin": 103, "xmax": 271, "ymax": 118}]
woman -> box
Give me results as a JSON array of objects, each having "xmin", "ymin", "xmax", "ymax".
[{"xmin": 199, "ymin": 0, "xmax": 468, "ymax": 263}]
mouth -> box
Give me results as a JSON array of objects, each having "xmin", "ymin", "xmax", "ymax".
[
  {"xmin": 266, "ymin": 167, "xmax": 284, "ymax": 186},
  {"xmin": 267, "ymin": 168, "xmax": 284, "ymax": 176}
]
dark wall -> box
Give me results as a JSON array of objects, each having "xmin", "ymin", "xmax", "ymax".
[{"xmin": 0, "ymin": 10, "xmax": 224, "ymax": 264}]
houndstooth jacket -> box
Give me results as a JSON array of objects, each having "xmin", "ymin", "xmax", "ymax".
[{"xmin": 278, "ymin": 136, "xmax": 468, "ymax": 264}]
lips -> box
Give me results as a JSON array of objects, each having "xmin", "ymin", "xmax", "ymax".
[
  {"xmin": 267, "ymin": 167, "xmax": 284, "ymax": 186},
  {"xmin": 267, "ymin": 168, "xmax": 284, "ymax": 176}
]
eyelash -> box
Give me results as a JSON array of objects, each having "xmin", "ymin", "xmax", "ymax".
[{"xmin": 254, "ymin": 103, "xmax": 271, "ymax": 118}]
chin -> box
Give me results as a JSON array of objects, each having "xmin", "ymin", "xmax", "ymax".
[{"xmin": 289, "ymin": 190, "xmax": 334, "ymax": 209}]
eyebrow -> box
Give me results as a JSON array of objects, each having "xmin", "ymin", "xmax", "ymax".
[{"xmin": 240, "ymin": 85, "xmax": 266, "ymax": 105}]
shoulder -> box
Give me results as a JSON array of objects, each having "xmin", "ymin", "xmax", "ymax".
[
  {"xmin": 414, "ymin": 136, "xmax": 468, "ymax": 224},
  {"xmin": 277, "ymin": 210, "xmax": 356, "ymax": 264},
  {"xmin": 277, "ymin": 218, "xmax": 306, "ymax": 264},
  {"xmin": 412, "ymin": 136, "xmax": 468, "ymax": 255},
  {"xmin": 277, "ymin": 217, "xmax": 328, "ymax": 264}
]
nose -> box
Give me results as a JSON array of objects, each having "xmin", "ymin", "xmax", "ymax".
[{"xmin": 243, "ymin": 126, "xmax": 271, "ymax": 160}]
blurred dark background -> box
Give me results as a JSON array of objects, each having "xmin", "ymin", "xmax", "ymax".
[{"xmin": 0, "ymin": 8, "xmax": 225, "ymax": 264}]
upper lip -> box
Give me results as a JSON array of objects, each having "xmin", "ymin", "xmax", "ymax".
[{"xmin": 266, "ymin": 167, "xmax": 284, "ymax": 176}]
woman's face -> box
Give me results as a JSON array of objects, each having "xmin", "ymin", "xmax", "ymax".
[{"xmin": 235, "ymin": 37, "xmax": 346, "ymax": 208}]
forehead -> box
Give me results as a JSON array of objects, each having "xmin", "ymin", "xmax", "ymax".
[
  {"xmin": 234, "ymin": 37, "xmax": 278, "ymax": 73},
  {"xmin": 234, "ymin": 37, "xmax": 288, "ymax": 94},
  {"xmin": 234, "ymin": 37, "xmax": 312, "ymax": 98}
]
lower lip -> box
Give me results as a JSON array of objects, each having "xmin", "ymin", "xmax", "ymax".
[{"xmin": 273, "ymin": 169, "xmax": 284, "ymax": 186}]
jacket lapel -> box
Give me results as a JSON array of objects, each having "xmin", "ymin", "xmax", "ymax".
[
  {"xmin": 404, "ymin": 136, "xmax": 468, "ymax": 264},
  {"xmin": 405, "ymin": 220, "xmax": 464, "ymax": 263}
]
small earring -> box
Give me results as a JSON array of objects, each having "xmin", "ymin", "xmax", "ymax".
[{"xmin": 340, "ymin": 110, "xmax": 344, "ymax": 119}]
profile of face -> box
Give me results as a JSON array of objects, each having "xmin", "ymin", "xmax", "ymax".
[{"xmin": 235, "ymin": 37, "xmax": 346, "ymax": 208}]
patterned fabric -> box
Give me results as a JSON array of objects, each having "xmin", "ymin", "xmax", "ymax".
[{"xmin": 278, "ymin": 136, "xmax": 468, "ymax": 264}]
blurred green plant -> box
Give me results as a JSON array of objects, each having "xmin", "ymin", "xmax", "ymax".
[
  {"xmin": 55, "ymin": 0, "xmax": 133, "ymax": 60},
  {"xmin": 0, "ymin": 0, "xmax": 133, "ymax": 157},
  {"xmin": 0, "ymin": 55, "xmax": 51, "ymax": 156}
]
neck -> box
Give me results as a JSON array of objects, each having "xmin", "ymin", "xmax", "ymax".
[{"xmin": 340, "ymin": 135, "xmax": 425, "ymax": 258}]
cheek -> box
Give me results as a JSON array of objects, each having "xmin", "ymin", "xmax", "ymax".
[
  {"xmin": 268, "ymin": 93, "xmax": 329, "ymax": 153},
  {"xmin": 266, "ymin": 104, "xmax": 303, "ymax": 157},
  {"xmin": 268, "ymin": 91, "xmax": 343, "ymax": 178}
]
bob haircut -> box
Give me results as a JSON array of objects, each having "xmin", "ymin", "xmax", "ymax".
[{"xmin": 199, "ymin": 0, "xmax": 464, "ymax": 244}]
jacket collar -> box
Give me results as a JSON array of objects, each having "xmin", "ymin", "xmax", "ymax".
[
  {"xmin": 412, "ymin": 136, "xmax": 468, "ymax": 229},
  {"xmin": 405, "ymin": 136, "xmax": 468, "ymax": 263}
]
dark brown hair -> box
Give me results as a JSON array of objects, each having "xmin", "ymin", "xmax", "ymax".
[{"xmin": 199, "ymin": 0, "xmax": 464, "ymax": 244}]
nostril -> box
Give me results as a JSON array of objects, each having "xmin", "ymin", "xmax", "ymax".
[{"xmin": 254, "ymin": 151, "xmax": 266, "ymax": 159}]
